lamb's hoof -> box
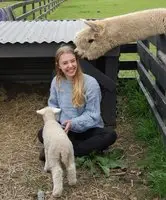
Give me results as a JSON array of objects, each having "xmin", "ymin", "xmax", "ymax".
[
  {"xmin": 68, "ymin": 179, "xmax": 77, "ymax": 186},
  {"xmin": 52, "ymin": 190, "xmax": 62, "ymax": 198}
]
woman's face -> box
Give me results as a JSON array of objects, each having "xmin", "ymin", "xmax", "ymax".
[{"xmin": 58, "ymin": 52, "xmax": 78, "ymax": 80}]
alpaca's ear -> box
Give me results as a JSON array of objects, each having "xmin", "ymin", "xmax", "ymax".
[
  {"xmin": 52, "ymin": 107, "xmax": 61, "ymax": 114},
  {"xmin": 83, "ymin": 20, "xmax": 104, "ymax": 33},
  {"xmin": 36, "ymin": 108, "xmax": 46, "ymax": 115}
]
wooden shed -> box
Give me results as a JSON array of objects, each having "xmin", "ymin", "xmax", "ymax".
[{"xmin": 0, "ymin": 20, "xmax": 120, "ymax": 127}]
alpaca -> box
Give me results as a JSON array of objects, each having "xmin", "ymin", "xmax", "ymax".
[
  {"xmin": 74, "ymin": 8, "xmax": 166, "ymax": 60},
  {"xmin": 36, "ymin": 107, "xmax": 77, "ymax": 197}
]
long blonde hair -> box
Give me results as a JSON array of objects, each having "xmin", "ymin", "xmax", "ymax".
[{"xmin": 55, "ymin": 45, "xmax": 85, "ymax": 107}]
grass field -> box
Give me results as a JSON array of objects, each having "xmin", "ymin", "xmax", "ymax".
[
  {"xmin": 48, "ymin": 0, "xmax": 166, "ymax": 19},
  {"xmin": 0, "ymin": 1, "xmax": 18, "ymax": 8},
  {"xmin": 1, "ymin": 0, "xmax": 165, "ymax": 21}
]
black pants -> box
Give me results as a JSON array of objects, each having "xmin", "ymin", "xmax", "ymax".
[{"xmin": 38, "ymin": 127, "xmax": 117, "ymax": 157}]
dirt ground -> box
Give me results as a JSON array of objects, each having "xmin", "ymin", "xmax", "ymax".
[{"xmin": 0, "ymin": 83, "xmax": 152, "ymax": 200}]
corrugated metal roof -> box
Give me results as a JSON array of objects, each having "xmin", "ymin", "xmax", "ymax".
[{"xmin": 0, "ymin": 20, "xmax": 86, "ymax": 44}]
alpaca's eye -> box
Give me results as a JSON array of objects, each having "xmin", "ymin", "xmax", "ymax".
[{"xmin": 88, "ymin": 39, "xmax": 94, "ymax": 43}]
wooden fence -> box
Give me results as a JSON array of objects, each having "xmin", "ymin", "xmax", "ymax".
[
  {"xmin": 117, "ymin": 35, "xmax": 166, "ymax": 139},
  {"xmin": 3, "ymin": 0, "xmax": 65, "ymax": 20},
  {"xmin": 137, "ymin": 35, "xmax": 166, "ymax": 140}
]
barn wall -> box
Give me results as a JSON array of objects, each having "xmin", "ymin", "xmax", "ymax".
[{"xmin": 0, "ymin": 57, "xmax": 54, "ymax": 83}]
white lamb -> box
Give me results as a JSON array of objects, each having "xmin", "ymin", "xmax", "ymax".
[
  {"xmin": 36, "ymin": 107, "xmax": 77, "ymax": 197},
  {"xmin": 74, "ymin": 8, "xmax": 166, "ymax": 60}
]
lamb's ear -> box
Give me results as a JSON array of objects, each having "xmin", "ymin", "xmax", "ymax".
[
  {"xmin": 83, "ymin": 20, "xmax": 103, "ymax": 33},
  {"xmin": 36, "ymin": 108, "xmax": 46, "ymax": 115},
  {"xmin": 52, "ymin": 108, "xmax": 61, "ymax": 114}
]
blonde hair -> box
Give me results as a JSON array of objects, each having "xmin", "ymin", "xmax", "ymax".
[{"xmin": 55, "ymin": 45, "xmax": 85, "ymax": 107}]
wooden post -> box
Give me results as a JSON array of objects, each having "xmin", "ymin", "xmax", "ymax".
[
  {"xmin": 32, "ymin": 2, "xmax": 35, "ymax": 20},
  {"xmin": 43, "ymin": 0, "xmax": 47, "ymax": 18},
  {"xmin": 23, "ymin": 3, "xmax": 26, "ymax": 20},
  {"xmin": 101, "ymin": 47, "xmax": 120, "ymax": 127},
  {"xmin": 48, "ymin": 0, "xmax": 50, "ymax": 15},
  {"xmin": 51, "ymin": 0, "xmax": 54, "ymax": 12},
  {"xmin": 79, "ymin": 47, "xmax": 120, "ymax": 128},
  {"xmin": 157, "ymin": 34, "xmax": 166, "ymax": 96},
  {"xmin": 39, "ymin": 1, "xmax": 42, "ymax": 16}
]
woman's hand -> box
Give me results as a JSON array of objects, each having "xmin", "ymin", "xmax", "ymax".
[{"xmin": 62, "ymin": 120, "xmax": 72, "ymax": 134}]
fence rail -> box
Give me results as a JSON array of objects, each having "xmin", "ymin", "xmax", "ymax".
[
  {"xmin": 1, "ymin": 0, "xmax": 65, "ymax": 21},
  {"xmin": 119, "ymin": 43, "xmax": 137, "ymax": 71},
  {"xmin": 136, "ymin": 35, "xmax": 166, "ymax": 139}
]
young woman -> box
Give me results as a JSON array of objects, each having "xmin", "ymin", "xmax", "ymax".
[{"xmin": 38, "ymin": 45, "xmax": 117, "ymax": 160}]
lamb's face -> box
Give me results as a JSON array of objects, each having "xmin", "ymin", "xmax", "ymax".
[{"xmin": 74, "ymin": 21, "xmax": 107, "ymax": 60}]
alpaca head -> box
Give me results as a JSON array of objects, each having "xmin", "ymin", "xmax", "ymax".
[{"xmin": 74, "ymin": 20, "xmax": 109, "ymax": 60}]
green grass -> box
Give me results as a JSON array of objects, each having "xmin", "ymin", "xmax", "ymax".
[
  {"xmin": 0, "ymin": 1, "xmax": 19, "ymax": 8},
  {"xmin": 119, "ymin": 80, "xmax": 166, "ymax": 198},
  {"xmin": 48, "ymin": 0, "xmax": 166, "ymax": 20},
  {"xmin": 76, "ymin": 148, "xmax": 126, "ymax": 177},
  {"xmin": 1, "ymin": 0, "xmax": 165, "ymax": 21}
]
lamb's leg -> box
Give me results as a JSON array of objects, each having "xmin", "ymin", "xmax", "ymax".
[
  {"xmin": 44, "ymin": 148, "xmax": 49, "ymax": 172},
  {"xmin": 52, "ymin": 165, "xmax": 63, "ymax": 197},
  {"xmin": 66, "ymin": 154, "xmax": 77, "ymax": 186}
]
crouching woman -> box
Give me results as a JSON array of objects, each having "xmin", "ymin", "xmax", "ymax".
[{"xmin": 38, "ymin": 44, "xmax": 117, "ymax": 160}]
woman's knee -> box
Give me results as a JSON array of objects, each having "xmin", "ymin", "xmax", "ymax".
[{"xmin": 104, "ymin": 129, "xmax": 117, "ymax": 145}]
